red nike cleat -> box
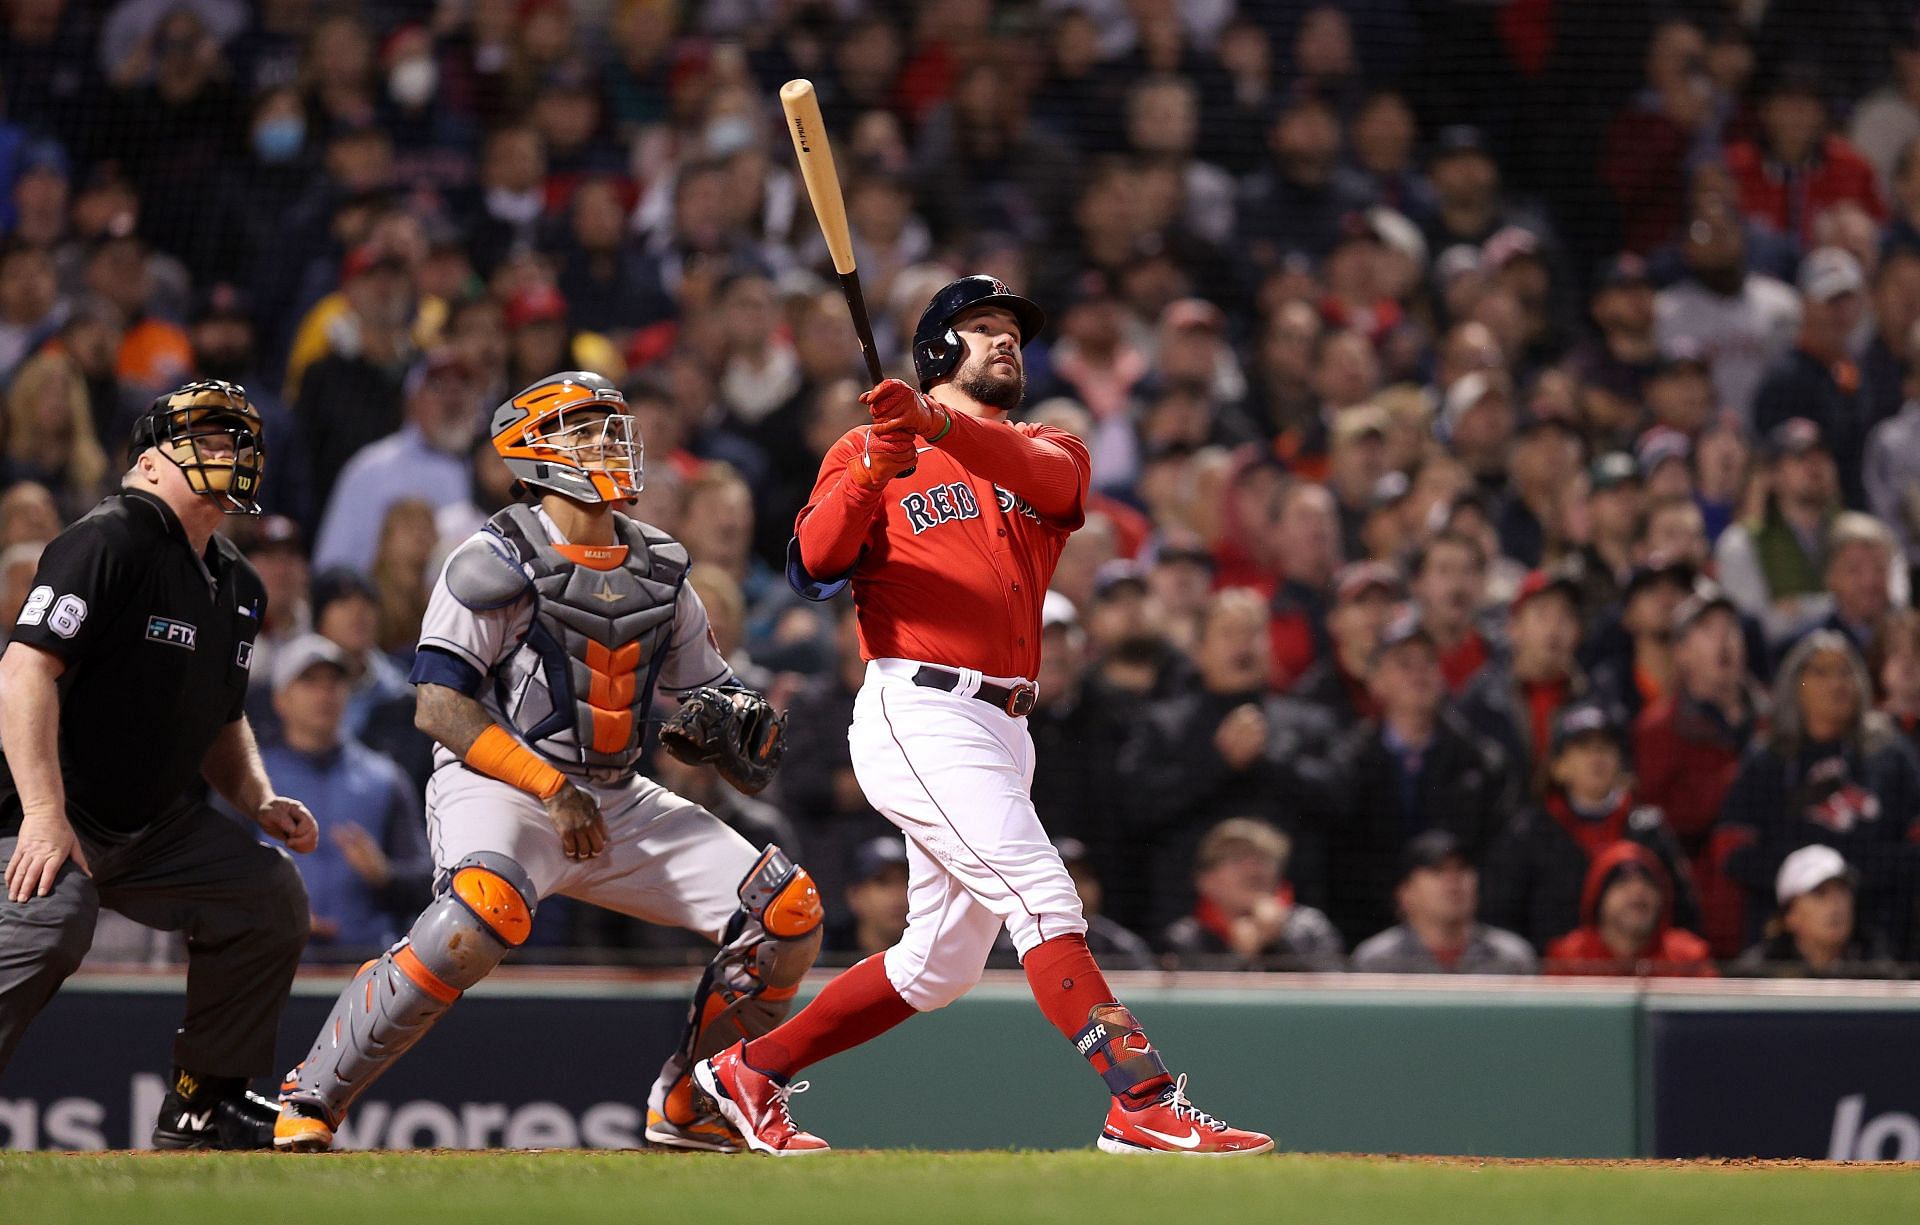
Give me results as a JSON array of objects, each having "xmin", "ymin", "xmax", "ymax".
[
  {"xmin": 1097, "ymin": 1074, "xmax": 1275, "ymax": 1156},
  {"xmin": 692, "ymin": 1044, "xmax": 831, "ymax": 1156}
]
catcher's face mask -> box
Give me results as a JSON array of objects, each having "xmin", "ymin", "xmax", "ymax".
[
  {"xmin": 133, "ymin": 380, "xmax": 267, "ymax": 515},
  {"xmin": 491, "ymin": 371, "xmax": 644, "ymax": 504}
]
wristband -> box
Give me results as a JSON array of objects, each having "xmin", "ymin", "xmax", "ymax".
[
  {"xmin": 464, "ymin": 725, "xmax": 566, "ymax": 799},
  {"xmin": 926, "ymin": 408, "xmax": 953, "ymax": 444}
]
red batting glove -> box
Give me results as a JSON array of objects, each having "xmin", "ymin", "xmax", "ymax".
[
  {"xmin": 846, "ymin": 426, "xmax": 920, "ymax": 491},
  {"xmin": 861, "ymin": 378, "xmax": 949, "ymax": 440}
]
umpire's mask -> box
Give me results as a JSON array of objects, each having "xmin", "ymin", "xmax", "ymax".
[{"xmin": 133, "ymin": 379, "xmax": 268, "ymax": 515}]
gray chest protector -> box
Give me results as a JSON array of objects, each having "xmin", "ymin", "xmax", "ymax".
[{"xmin": 454, "ymin": 503, "xmax": 689, "ymax": 772}]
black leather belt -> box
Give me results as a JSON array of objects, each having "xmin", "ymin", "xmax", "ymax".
[{"xmin": 912, "ymin": 666, "xmax": 1039, "ymax": 717}]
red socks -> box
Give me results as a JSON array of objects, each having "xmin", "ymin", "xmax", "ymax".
[
  {"xmin": 1022, "ymin": 933, "xmax": 1119, "ymax": 1039},
  {"xmin": 742, "ymin": 954, "xmax": 916, "ymax": 1081},
  {"xmin": 1023, "ymin": 934, "xmax": 1172, "ymax": 1105}
]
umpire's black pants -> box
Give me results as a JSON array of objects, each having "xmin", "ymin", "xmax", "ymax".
[{"xmin": 0, "ymin": 802, "xmax": 310, "ymax": 1081}]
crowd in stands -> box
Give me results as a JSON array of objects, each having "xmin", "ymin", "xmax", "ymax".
[{"xmin": 5, "ymin": 0, "xmax": 1920, "ymax": 979}]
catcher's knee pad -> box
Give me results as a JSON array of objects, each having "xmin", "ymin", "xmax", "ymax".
[
  {"xmin": 654, "ymin": 847, "xmax": 822, "ymax": 1101},
  {"xmin": 285, "ymin": 853, "xmax": 537, "ymax": 1121}
]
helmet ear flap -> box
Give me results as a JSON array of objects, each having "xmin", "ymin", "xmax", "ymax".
[{"xmin": 913, "ymin": 327, "xmax": 964, "ymax": 391}]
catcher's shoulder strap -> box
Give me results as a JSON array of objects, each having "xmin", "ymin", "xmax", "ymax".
[{"xmin": 443, "ymin": 524, "xmax": 534, "ymax": 611}]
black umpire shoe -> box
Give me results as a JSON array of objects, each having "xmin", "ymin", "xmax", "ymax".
[{"xmin": 152, "ymin": 1087, "xmax": 280, "ymax": 1150}]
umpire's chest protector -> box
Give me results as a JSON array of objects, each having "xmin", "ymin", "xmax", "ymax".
[{"xmin": 457, "ymin": 503, "xmax": 689, "ymax": 771}]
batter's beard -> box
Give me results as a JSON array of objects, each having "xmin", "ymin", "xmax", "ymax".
[{"xmin": 954, "ymin": 356, "xmax": 1025, "ymax": 411}]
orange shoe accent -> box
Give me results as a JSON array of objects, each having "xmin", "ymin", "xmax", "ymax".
[
  {"xmin": 762, "ymin": 867, "xmax": 824, "ymax": 939},
  {"xmin": 274, "ymin": 1105, "xmax": 336, "ymax": 1152},
  {"xmin": 452, "ymin": 867, "xmax": 533, "ymax": 945},
  {"xmin": 392, "ymin": 945, "xmax": 461, "ymax": 1004},
  {"xmin": 553, "ymin": 542, "xmax": 629, "ymax": 570}
]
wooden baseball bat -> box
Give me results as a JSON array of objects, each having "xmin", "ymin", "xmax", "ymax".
[{"xmin": 779, "ymin": 78, "xmax": 885, "ymax": 388}]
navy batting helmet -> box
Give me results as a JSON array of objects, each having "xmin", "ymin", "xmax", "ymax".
[{"xmin": 910, "ymin": 275, "xmax": 1046, "ymax": 391}]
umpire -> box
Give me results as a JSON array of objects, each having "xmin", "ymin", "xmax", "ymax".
[{"xmin": 0, "ymin": 380, "xmax": 316, "ymax": 1149}]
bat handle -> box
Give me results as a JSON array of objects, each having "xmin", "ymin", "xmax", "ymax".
[{"xmin": 836, "ymin": 270, "xmax": 914, "ymax": 480}]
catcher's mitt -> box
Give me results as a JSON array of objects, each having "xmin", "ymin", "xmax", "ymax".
[{"xmin": 659, "ymin": 686, "xmax": 788, "ymax": 795}]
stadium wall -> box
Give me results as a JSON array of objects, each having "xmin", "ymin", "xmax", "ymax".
[{"xmin": 3, "ymin": 974, "xmax": 1917, "ymax": 1158}]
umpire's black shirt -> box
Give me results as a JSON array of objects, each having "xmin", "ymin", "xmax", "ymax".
[{"xmin": 0, "ymin": 490, "xmax": 266, "ymax": 845}]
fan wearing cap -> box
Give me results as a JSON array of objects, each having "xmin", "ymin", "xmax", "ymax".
[
  {"xmin": 1326, "ymin": 405, "xmax": 1392, "ymax": 558},
  {"xmin": 732, "ymin": 276, "xmax": 1274, "ymax": 1157},
  {"xmin": 1753, "ymin": 247, "xmax": 1874, "ymax": 507},
  {"xmin": 1323, "ymin": 610, "xmax": 1515, "ymax": 946},
  {"xmin": 1496, "ymin": 414, "xmax": 1585, "ymax": 570},
  {"xmin": 1161, "ymin": 818, "xmax": 1344, "ymax": 972},
  {"xmin": 1481, "ymin": 700, "xmax": 1699, "ymax": 951},
  {"xmin": 258, "ymin": 633, "xmax": 430, "ymax": 958},
  {"xmin": 1721, "ymin": 631, "xmax": 1920, "ymax": 959},
  {"xmin": 291, "ymin": 241, "xmax": 416, "ymax": 511},
  {"xmin": 1350, "ymin": 830, "xmax": 1536, "ymax": 974},
  {"xmin": 1711, "ymin": 416, "xmax": 1843, "ymax": 643},
  {"xmin": 1290, "ymin": 561, "xmax": 1404, "ymax": 730},
  {"xmin": 1632, "ymin": 583, "xmax": 1760, "ymax": 847},
  {"xmin": 1541, "ymin": 841, "xmax": 1715, "ymax": 977},
  {"xmin": 0, "ymin": 379, "xmax": 318, "ymax": 1149},
  {"xmin": 831, "ymin": 835, "xmax": 911, "ymax": 959},
  {"xmin": 1568, "ymin": 452, "xmax": 1646, "ymax": 616},
  {"xmin": 1457, "ymin": 568, "xmax": 1590, "ymax": 791},
  {"xmin": 1585, "ymin": 556, "xmax": 1698, "ymax": 726},
  {"xmin": 1569, "ymin": 255, "xmax": 1660, "ymax": 442},
  {"xmin": 1729, "ymin": 845, "xmax": 1901, "ymax": 978}
]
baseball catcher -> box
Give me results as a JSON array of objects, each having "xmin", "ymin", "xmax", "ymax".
[{"xmin": 274, "ymin": 371, "xmax": 820, "ymax": 1153}]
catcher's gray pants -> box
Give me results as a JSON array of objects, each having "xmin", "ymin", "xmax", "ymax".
[
  {"xmin": 0, "ymin": 803, "xmax": 310, "ymax": 1081},
  {"xmin": 424, "ymin": 764, "xmax": 760, "ymax": 939}
]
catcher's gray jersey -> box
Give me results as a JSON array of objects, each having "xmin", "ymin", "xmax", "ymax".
[{"xmin": 415, "ymin": 503, "xmax": 731, "ymax": 776}]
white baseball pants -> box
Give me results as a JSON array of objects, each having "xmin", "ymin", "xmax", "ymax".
[{"xmin": 849, "ymin": 659, "xmax": 1087, "ymax": 1011}]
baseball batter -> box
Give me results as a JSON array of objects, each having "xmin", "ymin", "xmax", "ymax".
[
  {"xmin": 695, "ymin": 276, "xmax": 1272, "ymax": 1156},
  {"xmin": 275, "ymin": 372, "xmax": 821, "ymax": 1153}
]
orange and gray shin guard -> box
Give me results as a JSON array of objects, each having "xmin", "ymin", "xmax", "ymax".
[
  {"xmin": 283, "ymin": 853, "xmax": 536, "ymax": 1126},
  {"xmin": 648, "ymin": 846, "xmax": 822, "ymax": 1121}
]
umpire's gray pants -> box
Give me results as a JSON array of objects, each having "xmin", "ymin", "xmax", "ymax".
[{"xmin": 0, "ymin": 804, "xmax": 310, "ymax": 1081}]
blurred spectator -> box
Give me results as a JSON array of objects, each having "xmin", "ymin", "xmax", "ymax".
[
  {"xmin": 1726, "ymin": 66, "xmax": 1885, "ymax": 246},
  {"xmin": 1351, "ymin": 830, "xmax": 1536, "ymax": 975},
  {"xmin": 1692, "ymin": 414, "xmax": 1753, "ymax": 544},
  {"xmin": 778, "ymin": 605, "xmax": 881, "ymax": 902},
  {"xmin": 1714, "ymin": 418, "xmax": 1843, "ymax": 643},
  {"xmin": 310, "ymin": 566, "xmax": 411, "ymax": 739},
  {"xmin": 1459, "ymin": 569, "xmax": 1589, "ymax": 792},
  {"xmin": 1264, "ymin": 479, "xmax": 1341, "ymax": 690},
  {"xmin": 1732, "ymin": 845, "xmax": 1903, "ymax": 978},
  {"xmin": 1407, "ymin": 530, "xmax": 1492, "ymax": 693},
  {"xmin": 1722, "ymin": 631, "xmax": 1920, "ymax": 956},
  {"xmin": 0, "ymin": 482, "xmax": 60, "ymax": 549},
  {"xmin": 4, "ymin": 351, "xmax": 106, "ymax": 519},
  {"xmin": 1290, "ymin": 561, "xmax": 1401, "ymax": 731},
  {"xmin": 1792, "ymin": 512, "xmax": 1901, "ymax": 659},
  {"xmin": 830, "ymin": 836, "xmax": 910, "ymax": 959},
  {"xmin": 1497, "ymin": 418, "xmax": 1583, "ymax": 570},
  {"xmin": 1542, "ymin": 844, "xmax": 1717, "ymax": 977},
  {"xmin": 462, "ymin": 125, "xmax": 549, "ymax": 277},
  {"xmin": 1240, "ymin": 94, "xmax": 1368, "ymax": 265},
  {"xmin": 1483, "ymin": 700, "xmax": 1698, "ymax": 951},
  {"xmin": 0, "ymin": 241, "xmax": 65, "ymax": 382},
  {"xmin": 1858, "ymin": 245, "xmax": 1920, "ymax": 426},
  {"xmin": 1850, "ymin": 28, "xmax": 1920, "ymax": 197},
  {"xmin": 262, "ymin": 634, "xmax": 430, "ymax": 960},
  {"xmin": 1875, "ymin": 608, "xmax": 1920, "ymax": 752},
  {"xmin": 1161, "ymin": 818, "xmax": 1344, "ymax": 972},
  {"xmin": 1118, "ymin": 589, "xmax": 1336, "ymax": 933},
  {"xmin": 1634, "ymin": 585, "xmax": 1762, "ymax": 853},
  {"xmin": 0, "ymin": 540, "xmax": 43, "ymax": 634},
  {"xmin": 1864, "ymin": 318, "xmax": 1920, "ymax": 564},
  {"xmin": 1323, "ymin": 612, "xmax": 1513, "ymax": 945},
  {"xmin": 1054, "ymin": 836, "xmax": 1154, "ymax": 972},
  {"xmin": 313, "ymin": 350, "xmax": 480, "ymax": 574},
  {"xmin": 296, "ymin": 244, "xmax": 415, "ymax": 510},
  {"xmin": 241, "ymin": 514, "xmax": 311, "ymax": 691},
  {"xmin": 369, "ymin": 499, "xmax": 437, "ymax": 658},
  {"xmin": 1569, "ymin": 256, "xmax": 1660, "ymax": 448},
  {"xmin": 1602, "ymin": 18, "xmax": 1720, "ymax": 255},
  {"xmin": 1752, "ymin": 249, "xmax": 1872, "ymax": 508},
  {"xmin": 1588, "ymin": 558, "xmax": 1697, "ymax": 725},
  {"xmin": 1653, "ymin": 195, "xmax": 1800, "ymax": 422}
]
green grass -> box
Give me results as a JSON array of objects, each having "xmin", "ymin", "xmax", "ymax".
[{"xmin": 2, "ymin": 1150, "xmax": 1915, "ymax": 1225}]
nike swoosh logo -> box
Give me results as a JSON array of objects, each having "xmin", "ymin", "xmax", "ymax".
[{"xmin": 1136, "ymin": 1125, "xmax": 1200, "ymax": 1149}]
